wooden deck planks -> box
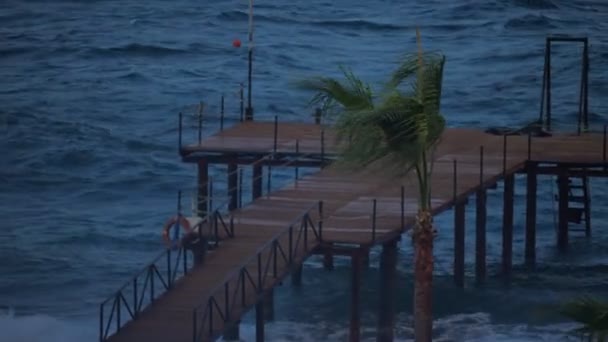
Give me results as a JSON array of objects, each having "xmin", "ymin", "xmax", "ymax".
[{"xmin": 107, "ymin": 122, "xmax": 606, "ymax": 342}]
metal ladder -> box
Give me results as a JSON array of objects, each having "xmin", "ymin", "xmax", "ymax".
[{"xmin": 555, "ymin": 174, "xmax": 591, "ymax": 236}]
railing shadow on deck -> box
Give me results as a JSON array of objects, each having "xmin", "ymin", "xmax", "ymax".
[{"xmin": 191, "ymin": 200, "xmax": 323, "ymax": 342}]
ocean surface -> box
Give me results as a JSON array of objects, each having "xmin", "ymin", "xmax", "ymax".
[{"xmin": 1, "ymin": 0, "xmax": 608, "ymax": 341}]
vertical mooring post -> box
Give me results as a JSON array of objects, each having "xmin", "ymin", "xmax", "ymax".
[
  {"xmin": 502, "ymin": 174, "xmax": 514, "ymax": 278},
  {"xmin": 376, "ymin": 239, "xmax": 398, "ymax": 342},
  {"xmin": 350, "ymin": 252, "xmax": 361, "ymax": 342},
  {"xmin": 255, "ymin": 299, "xmax": 264, "ymax": 342},
  {"xmin": 227, "ymin": 160, "xmax": 238, "ymax": 211},
  {"xmin": 525, "ymin": 162, "xmax": 538, "ymax": 267},
  {"xmin": 291, "ymin": 265, "xmax": 302, "ymax": 286},
  {"xmin": 546, "ymin": 37, "xmax": 552, "ymax": 131},
  {"xmin": 223, "ymin": 322, "xmax": 240, "ymax": 341},
  {"xmin": 252, "ymin": 161, "xmax": 263, "ymax": 201},
  {"xmin": 454, "ymin": 201, "xmax": 466, "ymax": 288},
  {"xmin": 264, "ymin": 290, "xmax": 274, "ymax": 321},
  {"xmin": 197, "ymin": 160, "xmax": 209, "ymax": 217},
  {"xmin": 323, "ymin": 244, "xmax": 334, "ymax": 271},
  {"xmin": 476, "ymin": 146, "xmax": 487, "ymax": 284},
  {"xmin": 557, "ymin": 168, "xmax": 569, "ymax": 252}
]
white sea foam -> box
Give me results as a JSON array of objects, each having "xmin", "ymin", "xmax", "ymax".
[
  {"xmin": 0, "ymin": 309, "xmax": 95, "ymax": 342},
  {"xmin": 0, "ymin": 308, "xmax": 580, "ymax": 342}
]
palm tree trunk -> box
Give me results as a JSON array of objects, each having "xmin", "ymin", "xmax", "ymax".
[{"xmin": 414, "ymin": 209, "xmax": 434, "ymax": 342}]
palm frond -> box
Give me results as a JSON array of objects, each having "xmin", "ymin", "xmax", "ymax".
[
  {"xmin": 561, "ymin": 296, "xmax": 608, "ymax": 341},
  {"xmin": 295, "ymin": 66, "xmax": 374, "ymax": 117}
]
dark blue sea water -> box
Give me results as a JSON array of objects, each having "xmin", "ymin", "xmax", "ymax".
[{"xmin": 1, "ymin": 0, "xmax": 608, "ymax": 341}]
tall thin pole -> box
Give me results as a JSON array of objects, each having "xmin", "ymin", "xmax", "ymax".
[{"xmin": 245, "ymin": 0, "xmax": 254, "ymax": 121}]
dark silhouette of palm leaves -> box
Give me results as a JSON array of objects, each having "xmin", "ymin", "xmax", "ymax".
[
  {"xmin": 296, "ymin": 32, "xmax": 446, "ymax": 208},
  {"xmin": 561, "ymin": 297, "xmax": 608, "ymax": 341}
]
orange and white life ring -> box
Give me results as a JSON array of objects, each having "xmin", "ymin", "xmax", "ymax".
[{"xmin": 162, "ymin": 215, "xmax": 192, "ymax": 248}]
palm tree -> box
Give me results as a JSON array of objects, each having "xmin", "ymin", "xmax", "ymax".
[
  {"xmin": 561, "ymin": 297, "xmax": 608, "ymax": 341},
  {"xmin": 297, "ymin": 29, "xmax": 445, "ymax": 341}
]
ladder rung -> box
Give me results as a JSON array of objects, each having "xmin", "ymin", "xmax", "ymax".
[
  {"xmin": 569, "ymin": 196, "xmax": 587, "ymax": 203},
  {"xmin": 554, "ymin": 194, "xmax": 587, "ymax": 203}
]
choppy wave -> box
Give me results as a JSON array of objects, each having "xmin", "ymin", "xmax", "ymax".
[
  {"xmin": 91, "ymin": 43, "xmax": 188, "ymax": 57},
  {"xmin": 504, "ymin": 14, "xmax": 558, "ymax": 30}
]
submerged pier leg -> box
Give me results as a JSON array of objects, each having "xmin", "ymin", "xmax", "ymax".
[
  {"xmin": 253, "ymin": 162, "xmax": 263, "ymax": 200},
  {"xmin": 350, "ymin": 252, "xmax": 361, "ymax": 342},
  {"xmin": 502, "ymin": 175, "xmax": 514, "ymax": 278},
  {"xmin": 227, "ymin": 159, "xmax": 238, "ymax": 211},
  {"xmin": 197, "ymin": 159, "xmax": 209, "ymax": 217},
  {"xmin": 256, "ymin": 300, "xmax": 265, "ymax": 342},
  {"xmin": 525, "ymin": 162, "xmax": 538, "ymax": 267},
  {"xmin": 223, "ymin": 321, "xmax": 240, "ymax": 341},
  {"xmin": 291, "ymin": 264, "xmax": 302, "ymax": 286},
  {"xmin": 264, "ymin": 290, "xmax": 275, "ymax": 321},
  {"xmin": 361, "ymin": 247, "xmax": 370, "ymax": 268},
  {"xmin": 558, "ymin": 169, "xmax": 569, "ymax": 252},
  {"xmin": 376, "ymin": 240, "xmax": 398, "ymax": 342},
  {"xmin": 454, "ymin": 201, "xmax": 466, "ymax": 287},
  {"xmin": 475, "ymin": 188, "xmax": 487, "ymax": 284}
]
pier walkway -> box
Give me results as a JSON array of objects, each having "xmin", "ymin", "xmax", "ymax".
[{"xmin": 101, "ymin": 120, "xmax": 606, "ymax": 342}]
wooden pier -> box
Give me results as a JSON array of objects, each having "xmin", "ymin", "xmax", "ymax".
[{"xmin": 99, "ymin": 118, "xmax": 607, "ymax": 342}]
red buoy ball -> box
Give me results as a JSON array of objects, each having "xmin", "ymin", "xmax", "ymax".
[{"xmin": 232, "ymin": 39, "xmax": 241, "ymax": 48}]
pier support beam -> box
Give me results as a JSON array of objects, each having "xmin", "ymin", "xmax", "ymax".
[
  {"xmin": 264, "ymin": 290, "xmax": 274, "ymax": 321},
  {"xmin": 376, "ymin": 240, "xmax": 398, "ymax": 342},
  {"xmin": 323, "ymin": 245, "xmax": 334, "ymax": 271},
  {"xmin": 558, "ymin": 169, "xmax": 569, "ymax": 252},
  {"xmin": 223, "ymin": 321, "xmax": 240, "ymax": 341},
  {"xmin": 350, "ymin": 252, "xmax": 362, "ymax": 342},
  {"xmin": 227, "ymin": 160, "xmax": 238, "ymax": 211},
  {"xmin": 502, "ymin": 174, "xmax": 514, "ymax": 278},
  {"xmin": 197, "ymin": 160, "xmax": 209, "ymax": 217},
  {"xmin": 454, "ymin": 201, "xmax": 466, "ymax": 287},
  {"xmin": 253, "ymin": 163, "xmax": 263, "ymax": 200},
  {"xmin": 256, "ymin": 300, "xmax": 265, "ymax": 342},
  {"xmin": 291, "ymin": 265, "xmax": 302, "ymax": 286},
  {"xmin": 475, "ymin": 188, "xmax": 487, "ymax": 284},
  {"xmin": 525, "ymin": 162, "xmax": 538, "ymax": 267},
  {"xmin": 361, "ymin": 248, "xmax": 370, "ymax": 268}
]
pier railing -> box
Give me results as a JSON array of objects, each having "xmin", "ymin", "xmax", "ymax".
[
  {"xmin": 190, "ymin": 200, "xmax": 323, "ymax": 341},
  {"xmin": 98, "ymin": 196, "xmax": 235, "ymax": 342}
]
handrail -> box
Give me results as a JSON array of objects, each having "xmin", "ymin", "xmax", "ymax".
[
  {"xmin": 191, "ymin": 200, "xmax": 323, "ymax": 341},
  {"xmin": 98, "ymin": 205, "xmax": 235, "ymax": 342}
]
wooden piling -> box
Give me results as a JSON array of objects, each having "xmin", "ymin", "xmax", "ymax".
[
  {"xmin": 197, "ymin": 160, "xmax": 208, "ymax": 217},
  {"xmin": 558, "ymin": 169, "xmax": 569, "ymax": 252},
  {"xmin": 227, "ymin": 161, "xmax": 238, "ymax": 211},
  {"xmin": 350, "ymin": 253, "xmax": 361, "ymax": 342},
  {"xmin": 502, "ymin": 174, "xmax": 514, "ymax": 278},
  {"xmin": 525, "ymin": 162, "xmax": 537, "ymax": 267},
  {"xmin": 253, "ymin": 162, "xmax": 263, "ymax": 200},
  {"xmin": 476, "ymin": 146, "xmax": 486, "ymax": 283},
  {"xmin": 454, "ymin": 201, "xmax": 466, "ymax": 288},
  {"xmin": 255, "ymin": 300, "xmax": 264, "ymax": 342},
  {"xmin": 376, "ymin": 240, "xmax": 397, "ymax": 342}
]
